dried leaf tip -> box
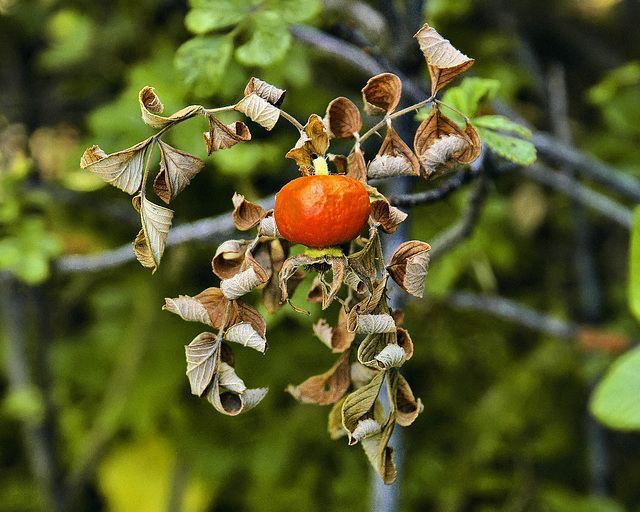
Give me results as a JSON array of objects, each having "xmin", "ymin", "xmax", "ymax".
[
  {"xmin": 362, "ymin": 73, "xmax": 402, "ymax": 115},
  {"xmin": 414, "ymin": 24, "xmax": 474, "ymax": 95}
]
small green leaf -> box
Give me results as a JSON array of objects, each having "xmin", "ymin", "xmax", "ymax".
[
  {"xmin": 477, "ymin": 126, "xmax": 537, "ymax": 166},
  {"xmin": 268, "ymin": 0, "xmax": 322, "ymax": 23},
  {"xmin": 629, "ymin": 206, "xmax": 640, "ymax": 320},
  {"xmin": 472, "ymin": 115, "xmax": 532, "ymax": 139},
  {"xmin": 235, "ymin": 11, "xmax": 291, "ymax": 67},
  {"xmin": 175, "ymin": 35, "xmax": 234, "ymax": 97},
  {"xmin": 185, "ymin": 0, "xmax": 252, "ymax": 34},
  {"xmin": 441, "ymin": 77, "xmax": 502, "ymax": 119},
  {"xmin": 590, "ymin": 345, "xmax": 640, "ymax": 430}
]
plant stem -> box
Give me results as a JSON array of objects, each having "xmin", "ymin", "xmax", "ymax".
[{"xmin": 279, "ymin": 109, "xmax": 305, "ymax": 132}]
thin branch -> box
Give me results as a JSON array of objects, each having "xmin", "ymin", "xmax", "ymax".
[
  {"xmin": 521, "ymin": 163, "xmax": 633, "ymax": 228},
  {"xmin": 55, "ymin": 195, "xmax": 276, "ymax": 274},
  {"xmin": 429, "ymin": 166, "xmax": 489, "ymax": 261},
  {"xmin": 446, "ymin": 291, "xmax": 579, "ymax": 339},
  {"xmin": 387, "ymin": 167, "xmax": 480, "ymax": 208}
]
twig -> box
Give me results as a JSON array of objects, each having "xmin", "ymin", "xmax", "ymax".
[
  {"xmin": 54, "ymin": 195, "xmax": 276, "ymax": 274},
  {"xmin": 429, "ymin": 164, "xmax": 489, "ymax": 261},
  {"xmin": 0, "ymin": 274, "xmax": 64, "ymax": 512},
  {"xmin": 447, "ymin": 291, "xmax": 579, "ymax": 339},
  {"xmin": 520, "ymin": 163, "xmax": 633, "ymax": 228}
]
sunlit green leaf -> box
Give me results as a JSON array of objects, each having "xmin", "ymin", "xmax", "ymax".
[
  {"xmin": 175, "ymin": 35, "xmax": 234, "ymax": 97},
  {"xmin": 590, "ymin": 345, "xmax": 640, "ymax": 430},
  {"xmin": 477, "ymin": 126, "xmax": 537, "ymax": 166},
  {"xmin": 235, "ymin": 11, "xmax": 291, "ymax": 67},
  {"xmin": 472, "ymin": 115, "xmax": 532, "ymax": 138},
  {"xmin": 629, "ymin": 207, "xmax": 640, "ymax": 320},
  {"xmin": 268, "ymin": 0, "xmax": 321, "ymax": 23},
  {"xmin": 185, "ymin": 0, "xmax": 252, "ymax": 34}
]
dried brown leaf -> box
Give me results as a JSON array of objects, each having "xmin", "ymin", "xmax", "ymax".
[
  {"xmin": 154, "ymin": 140, "xmax": 205, "ymax": 203},
  {"xmin": 341, "ymin": 371, "xmax": 385, "ymax": 440},
  {"xmin": 206, "ymin": 372, "xmax": 268, "ymax": 416},
  {"xmin": 193, "ymin": 287, "xmax": 237, "ymax": 329},
  {"xmin": 221, "ymin": 267, "xmax": 264, "ymax": 300},
  {"xmin": 212, "ymin": 239, "xmax": 252, "ymax": 280},
  {"xmin": 80, "ymin": 139, "xmax": 151, "ymax": 194},
  {"xmin": 163, "ymin": 294, "xmax": 214, "ymax": 326},
  {"xmin": 244, "ymin": 77, "xmax": 286, "ymax": 107},
  {"xmin": 357, "ymin": 332, "xmax": 404, "ymax": 370},
  {"xmin": 132, "ymin": 194, "xmax": 174, "ymax": 271},
  {"xmin": 232, "ymin": 298, "xmax": 267, "ymax": 340},
  {"xmin": 185, "ymin": 332, "xmax": 220, "ymax": 396},
  {"xmin": 326, "ymin": 97, "xmax": 362, "ymax": 139},
  {"xmin": 234, "ymin": 93, "xmax": 280, "ymax": 131},
  {"xmin": 413, "ymin": 105, "xmax": 474, "ymax": 179},
  {"xmin": 232, "ymin": 192, "xmax": 267, "ymax": 231},
  {"xmin": 287, "ymin": 350, "xmax": 351, "ymax": 405},
  {"xmin": 396, "ymin": 327, "xmax": 414, "ymax": 361},
  {"xmin": 204, "ymin": 116, "xmax": 251, "ymax": 155},
  {"xmin": 367, "ymin": 123, "xmax": 420, "ymax": 179},
  {"xmin": 457, "ymin": 121, "xmax": 483, "ymax": 165},
  {"xmin": 312, "ymin": 308, "xmax": 355, "ymax": 353},
  {"xmin": 360, "ymin": 415, "xmax": 397, "ymax": 484},
  {"xmin": 347, "ymin": 146, "xmax": 368, "ymax": 183},
  {"xmin": 348, "ymin": 313, "xmax": 396, "ymax": 334},
  {"xmin": 362, "ymin": 73, "xmax": 402, "ymax": 115},
  {"xmin": 370, "ymin": 200, "xmax": 408, "ymax": 234},
  {"xmin": 395, "ymin": 372, "xmax": 423, "ymax": 427},
  {"xmin": 386, "ymin": 241, "xmax": 431, "ymax": 298},
  {"xmin": 414, "ymin": 24, "xmax": 474, "ymax": 95},
  {"xmin": 139, "ymin": 86, "xmax": 201, "ymax": 129}
]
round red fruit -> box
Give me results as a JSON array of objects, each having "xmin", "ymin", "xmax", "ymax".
[{"xmin": 274, "ymin": 175, "xmax": 371, "ymax": 249}]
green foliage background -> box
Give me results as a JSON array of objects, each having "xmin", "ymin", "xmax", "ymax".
[{"xmin": 2, "ymin": 0, "xmax": 640, "ymax": 511}]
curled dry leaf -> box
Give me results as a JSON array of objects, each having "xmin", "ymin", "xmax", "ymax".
[
  {"xmin": 348, "ymin": 313, "xmax": 396, "ymax": 334},
  {"xmin": 370, "ymin": 200, "xmax": 408, "ymax": 234},
  {"xmin": 233, "ymin": 299, "xmax": 267, "ymax": 341},
  {"xmin": 244, "ymin": 77, "xmax": 286, "ymax": 107},
  {"xmin": 234, "ymin": 93, "xmax": 280, "ymax": 131},
  {"xmin": 326, "ymin": 97, "xmax": 362, "ymax": 139},
  {"xmin": 221, "ymin": 266, "xmax": 265, "ymax": 300},
  {"xmin": 154, "ymin": 140, "xmax": 205, "ymax": 204},
  {"xmin": 80, "ymin": 139, "xmax": 151, "ymax": 195},
  {"xmin": 386, "ymin": 241, "xmax": 431, "ymax": 298},
  {"xmin": 360, "ymin": 415, "xmax": 397, "ymax": 485},
  {"xmin": 207, "ymin": 372, "xmax": 268, "ymax": 416},
  {"xmin": 232, "ymin": 193, "xmax": 267, "ymax": 231},
  {"xmin": 374, "ymin": 344, "xmax": 406, "ymax": 369},
  {"xmin": 225, "ymin": 322, "xmax": 267, "ymax": 353},
  {"xmin": 414, "ymin": 24, "xmax": 474, "ymax": 95},
  {"xmin": 347, "ymin": 145, "xmax": 368, "ymax": 183},
  {"xmin": 286, "ymin": 350, "xmax": 351, "ymax": 406},
  {"xmin": 350, "ymin": 362, "xmax": 380, "ymax": 390},
  {"xmin": 185, "ymin": 332, "xmax": 220, "ymax": 396},
  {"xmin": 285, "ymin": 114, "xmax": 330, "ymax": 174},
  {"xmin": 395, "ymin": 372, "xmax": 423, "ymax": 427},
  {"xmin": 163, "ymin": 295, "xmax": 213, "ymax": 327},
  {"xmin": 352, "ymin": 419, "xmax": 382, "ymax": 442},
  {"xmin": 139, "ymin": 86, "xmax": 201, "ymax": 129},
  {"xmin": 132, "ymin": 194, "xmax": 174, "ymax": 271},
  {"xmin": 396, "ymin": 327, "xmax": 414, "ymax": 361},
  {"xmin": 312, "ymin": 308, "xmax": 355, "ymax": 353},
  {"xmin": 361, "ymin": 73, "xmax": 402, "ymax": 115},
  {"xmin": 367, "ymin": 123, "xmax": 420, "ymax": 180},
  {"xmin": 217, "ymin": 361, "xmax": 246, "ymax": 394},
  {"xmin": 212, "ymin": 239, "xmax": 252, "ymax": 280},
  {"xmin": 341, "ymin": 371, "xmax": 385, "ymax": 441},
  {"xmin": 258, "ymin": 214, "xmax": 280, "ymax": 239},
  {"xmin": 414, "ymin": 104, "xmax": 479, "ymax": 179},
  {"xmin": 204, "ymin": 115, "xmax": 251, "ymax": 155}
]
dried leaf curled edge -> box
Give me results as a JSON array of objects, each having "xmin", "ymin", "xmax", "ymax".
[
  {"xmin": 362, "ymin": 73, "xmax": 402, "ymax": 115},
  {"xmin": 386, "ymin": 241, "xmax": 431, "ymax": 298},
  {"xmin": 154, "ymin": 140, "xmax": 205, "ymax": 203}
]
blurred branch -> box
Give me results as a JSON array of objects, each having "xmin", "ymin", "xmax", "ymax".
[
  {"xmin": 55, "ymin": 195, "xmax": 275, "ymax": 274},
  {"xmin": 520, "ymin": 163, "xmax": 633, "ymax": 228},
  {"xmin": 0, "ymin": 274, "xmax": 64, "ymax": 512},
  {"xmin": 447, "ymin": 291, "xmax": 579, "ymax": 339}
]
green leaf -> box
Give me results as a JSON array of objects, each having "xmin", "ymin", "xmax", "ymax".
[
  {"xmin": 185, "ymin": 0, "xmax": 252, "ymax": 34},
  {"xmin": 441, "ymin": 77, "xmax": 502, "ymax": 119},
  {"xmin": 235, "ymin": 11, "xmax": 291, "ymax": 67},
  {"xmin": 477, "ymin": 126, "xmax": 537, "ymax": 166},
  {"xmin": 472, "ymin": 115, "xmax": 532, "ymax": 139},
  {"xmin": 629, "ymin": 206, "xmax": 640, "ymax": 320},
  {"xmin": 175, "ymin": 35, "xmax": 234, "ymax": 97},
  {"xmin": 590, "ymin": 345, "xmax": 640, "ymax": 430},
  {"xmin": 268, "ymin": 0, "xmax": 322, "ymax": 23}
]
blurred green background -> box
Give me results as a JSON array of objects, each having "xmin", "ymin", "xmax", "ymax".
[{"xmin": 2, "ymin": 0, "xmax": 640, "ymax": 510}]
